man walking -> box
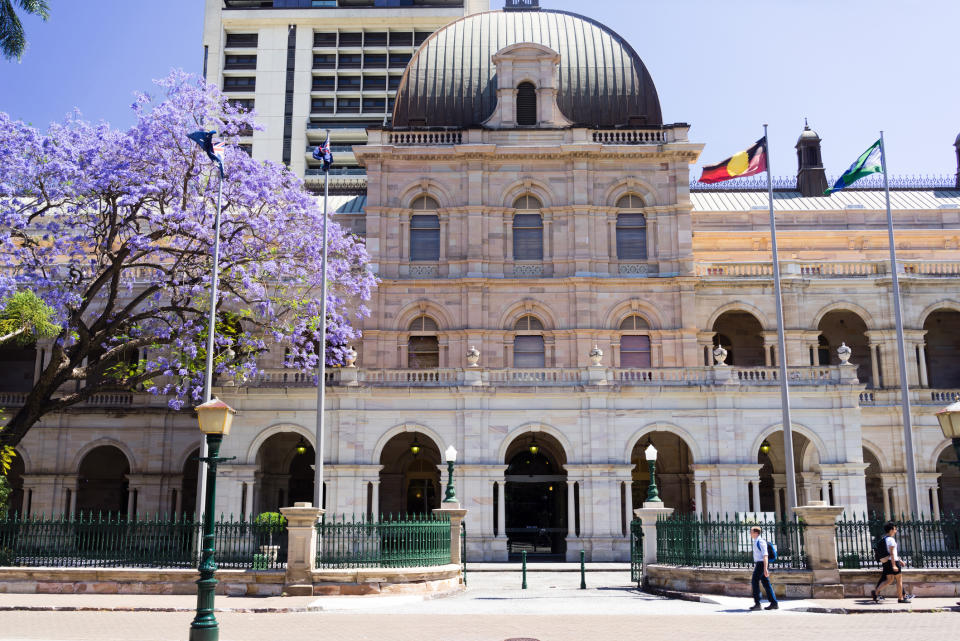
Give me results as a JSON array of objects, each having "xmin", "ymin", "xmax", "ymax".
[
  {"xmin": 749, "ymin": 526, "xmax": 778, "ymax": 611},
  {"xmin": 872, "ymin": 522, "xmax": 911, "ymax": 603}
]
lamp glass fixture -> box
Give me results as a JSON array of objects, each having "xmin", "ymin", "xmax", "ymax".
[
  {"xmin": 760, "ymin": 440, "xmax": 772, "ymax": 454},
  {"xmin": 195, "ymin": 397, "xmax": 236, "ymax": 435},
  {"xmin": 644, "ymin": 443, "xmax": 658, "ymax": 462},
  {"xmin": 409, "ymin": 435, "xmax": 421, "ymax": 457},
  {"xmin": 528, "ymin": 435, "xmax": 540, "ymax": 456},
  {"xmin": 445, "ymin": 445, "xmax": 457, "ymax": 463},
  {"xmin": 936, "ymin": 401, "xmax": 960, "ymax": 439},
  {"xmin": 295, "ymin": 437, "xmax": 308, "ymax": 455}
]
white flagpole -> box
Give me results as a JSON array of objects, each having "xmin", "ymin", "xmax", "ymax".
[
  {"xmin": 313, "ymin": 132, "xmax": 330, "ymax": 510},
  {"xmin": 764, "ymin": 124, "xmax": 799, "ymax": 517},
  {"xmin": 879, "ymin": 131, "xmax": 921, "ymax": 518}
]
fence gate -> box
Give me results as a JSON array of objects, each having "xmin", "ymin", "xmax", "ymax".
[{"xmin": 630, "ymin": 519, "xmax": 643, "ymax": 585}]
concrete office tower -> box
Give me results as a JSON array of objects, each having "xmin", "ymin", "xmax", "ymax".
[{"xmin": 201, "ymin": 0, "xmax": 490, "ymax": 193}]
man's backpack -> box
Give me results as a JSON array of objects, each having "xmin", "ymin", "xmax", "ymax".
[
  {"xmin": 766, "ymin": 540, "xmax": 778, "ymax": 562},
  {"xmin": 873, "ymin": 536, "xmax": 888, "ymax": 562}
]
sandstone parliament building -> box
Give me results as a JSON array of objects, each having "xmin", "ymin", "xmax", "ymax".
[{"xmin": 4, "ymin": 1, "xmax": 960, "ymax": 562}]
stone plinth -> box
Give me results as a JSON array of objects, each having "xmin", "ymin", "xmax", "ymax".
[
  {"xmin": 433, "ymin": 503, "xmax": 468, "ymax": 567},
  {"xmin": 279, "ymin": 502, "xmax": 324, "ymax": 596},
  {"xmin": 633, "ymin": 502, "xmax": 674, "ymax": 566},
  {"xmin": 794, "ymin": 501, "xmax": 845, "ymax": 598}
]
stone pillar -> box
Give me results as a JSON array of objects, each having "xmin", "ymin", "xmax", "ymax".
[
  {"xmin": 433, "ymin": 503, "xmax": 468, "ymax": 567},
  {"xmin": 869, "ymin": 342, "xmax": 882, "ymax": 388},
  {"xmin": 773, "ymin": 485, "xmax": 782, "ymax": 520},
  {"xmin": 497, "ymin": 481, "xmax": 506, "ymax": 539},
  {"xmin": 917, "ymin": 344, "xmax": 929, "ymax": 388},
  {"xmin": 932, "ymin": 486, "xmax": 941, "ymax": 521},
  {"xmin": 793, "ymin": 501, "xmax": 845, "ymax": 599},
  {"xmin": 279, "ymin": 502, "xmax": 324, "ymax": 596},
  {"xmin": 633, "ymin": 503, "xmax": 674, "ymax": 566},
  {"xmin": 567, "ymin": 480, "xmax": 577, "ymax": 538},
  {"xmin": 882, "ymin": 486, "xmax": 891, "ymax": 520},
  {"xmin": 821, "ymin": 480, "xmax": 830, "ymax": 505},
  {"xmin": 751, "ymin": 481, "xmax": 761, "ymax": 512},
  {"xmin": 370, "ymin": 480, "xmax": 380, "ymax": 519}
]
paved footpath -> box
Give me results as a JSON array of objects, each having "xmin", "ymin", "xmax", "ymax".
[{"xmin": 0, "ymin": 571, "xmax": 957, "ymax": 641}]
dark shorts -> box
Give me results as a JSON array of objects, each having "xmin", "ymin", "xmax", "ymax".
[{"xmin": 881, "ymin": 560, "xmax": 901, "ymax": 577}]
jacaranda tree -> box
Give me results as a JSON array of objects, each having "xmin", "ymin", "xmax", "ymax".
[{"xmin": 0, "ymin": 70, "xmax": 376, "ymax": 449}]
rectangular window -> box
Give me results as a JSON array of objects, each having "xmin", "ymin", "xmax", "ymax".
[
  {"xmin": 228, "ymin": 98, "xmax": 255, "ymax": 111},
  {"xmin": 620, "ymin": 335, "xmax": 651, "ymax": 368},
  {"xmin": 363, "ymin": 54, "xmax": 387, "ymax": 68},
  {"xmin": 313, "ymin": 54, "xmax": 335, "ymax": 69},
  {"xmin": 408, "ymin": 337, "xmax": 439, "ymax": 369},
  {"xmin": 389, "ymin": 32, "xmax": 412, "ymax": 46},
  {"xmin": 513, "ymin": 213, "xmax": 543, "ymax": 261},
  {"xmin": 389, "ymin": 53, "xmax": 411, "ymax": 68},
  {"xmin": 224, "ymin": 54, "xmax": 257, "ymax": 70},
  {"xmin": 311, "ymin": 98, "xmax": 334, "ymax": 113},
  {"xmin": 414, "ymin": 31, "xmax": 433, "ymax": 46},
  {"xmin": 312, "ymin": 75, "xmax": 335, "ymax": 90},
  {"xmin": 362, "ymin": 98, "xmax": 386, "ymax": 112},
  {"xmin": 337, "ymin": 98, "xmax": 361, "ymax": 113},
  {"xmin": 364, "ymin": 76, "xmax": 386, "ymax": 90},
  {"xmin": 410, "ymin": 214, "xmax": 440, "ymax": 261},
  {"xmin": 313, "ymin": 32, "xmax": 337, "ymax": 47},
  {"xmin": 616, "ymin": 214, "xmax": 647, "ymax": 260},
  {"xmin": 338, "ymin": 53, "xmax": 362, "ymax": 68},
  {"xmin": 225, "ymin": 33, "xmax": 258, "ymax": 48},
  {"xmin": 223, "ymin": 76, "xmax": 256, "ymax": 92},
  {"xmin": 365, "ymin": 32, "xmax": 388, "ymax": 46},
  {"xmin": 339, "ymin": 32, "xmax": 363, "ymax": 47},
  {"xmin": 338, "ymin": 75, "xmax": 362, "ymax": 89},
  {"xmin": 388, "ymin": 75, "xmax": 402, "ymax": 90},
  {"xmin": 513, "ymin": 335, "xmax": 545, "ymax": 368}
]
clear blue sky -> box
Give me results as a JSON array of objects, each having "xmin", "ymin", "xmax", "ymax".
[{"xmin": 2, "ymin": 0, "xmax": 958, "ymax": 177}]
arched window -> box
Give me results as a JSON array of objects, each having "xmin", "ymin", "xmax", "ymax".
[
  {"xmin": 513, "ymin": 315, "xmax": 545, "ymax": 368},
  {"xmin": 407, "ymin": 315, "xmax": 439, "ymax": 368},
  {"xmin": 513, "ymin": 195, "xmax": 543, "ymax": 261},
  {"xmin": 409, "ymin": 196, "xmax": 440, "ymax": 261},
  {"xmin": 619, "ymin": 315, "xmax": 651, "ymax": 367},
  {"xmin": 616, "ymin": 195, "xmax": 647, "ymax": 260},
  {"xmin": 516, "ymin": 82, "xmax": 537, "ymax": 126}
]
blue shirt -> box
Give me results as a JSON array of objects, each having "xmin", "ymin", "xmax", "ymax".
[{"xmin": 753, "ymin": 537, "xmax": 768, "ymax": 563}]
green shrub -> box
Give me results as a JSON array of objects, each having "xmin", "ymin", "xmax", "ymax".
[
  {"xmin": 0, "ymin": 476, "xmax": 10, "ymax": 515},
  {"xmin": 254, "ymin": 512, "xmax": 286, "ymax": 527}
]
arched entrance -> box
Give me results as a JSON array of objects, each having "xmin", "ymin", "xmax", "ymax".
[
  {"xmin": 757, "ymin": 431, "xmax": 820, "ymax": 519},
  {"xmin": 255, "ymin": 433, "xmax": 315, "ymax": 514},
  {"xmin": 77, "ymin": 446, "xmax": 130, "ymax": 516},
  {"xmin": 924, "ymin": 310, "xmax": 960, "ymax": 388},
  {"xmin": 631, "ymin": 432, "xmax": 695, "ymax": 512},
  {"xmin": 378, "ymin": 432, "xmax": 441, "ymax": 516},
  {"xmin": 936, "ymin": 444, "xmax": 960, "ymax": 516},
  {"xmin": 863, "ymin": 447, "xmax": 885, "ymax": 518},
  {"xmin": 818, "ymin": 310, "xmax": 872, "ymax": 387},
  {"xmin": 5, "ymin": 451, "xmax": 25, "ymax": 517},
  {"xmin": 180, "ymin": 448, "xmax": 199, "ymax": 519},
  {"xmin": 504, "ymin": 432, "xmax": 567, "ymax": 559},
  {"xmin": 712, "ymin": 311, "xmax": 764, "ymax": 366}
]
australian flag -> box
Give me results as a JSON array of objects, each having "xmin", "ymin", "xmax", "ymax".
[
  {"xmin": 313, "ymin": 132, "xmax": 333, "ymax": 172},
  {"xmin": 187, "ymin": 130, "xmax": 225, "ymax": 177}
]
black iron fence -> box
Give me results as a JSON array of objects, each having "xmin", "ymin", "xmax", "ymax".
[
  {"xmin": 656, "ymin": 514, "xmax": 807, "ymax": 569},
  {"xmin": 836, "ymin": 513, "xmax": 960, "ymax": 569}
]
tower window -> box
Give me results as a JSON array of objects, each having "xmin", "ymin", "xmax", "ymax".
[{"xmin": 516, "ymin": 82, "xmax": 537, "ymax": 126}]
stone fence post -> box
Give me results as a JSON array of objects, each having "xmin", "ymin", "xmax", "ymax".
[
  {"xmin": 793, "ymin": 501, "xmax": 845, "ymax": 599},
  {"xmin": 433, "ymin": 503, "xmax": 468, "ymax": 568},
  {"xmin": 633, "ymin": 502, "xmax": 674, "ymax": 567},
  {"xmin": 280, "ymin": 502, "xmax": 324, "ymax": 596}
]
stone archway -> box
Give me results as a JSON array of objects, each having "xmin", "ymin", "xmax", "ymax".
[
  {"xmin": 503, "ymin": 431, "xmax": 567, "ymax": 559},
  {"xmin": 863, "ymin": 447, "xmax": 885, "ymax": 518},
  {"xmin": 936, "ymin": 444, "xmax": 960, "ymax": 516},
  {"xmin": 378, "ymin": 431, "xmax": 441, "ymax": 516},
  {"xmin": 630, "ymin": 432, "xmax": 695, "ymax": 513},
  {"xmin": 757, "ymin": 431, "xmax": 821, "ymax": 519},
  {"xmin": 254, "ymin": 432, "xmax": 316, "ymax": 515},
  {"xmin": 818, "ymin": 309, "xmax": 872, "ymax": 387},
  {"xmin": 712, "ymin": 311, "xmax": 764, "ymax": 367},
  {"xmin": 77, "ymin": 446, "xmax": 130, "ymax": 517},
  {"xmin": 924, "ymin": 310, "xmax": 960, "ymax": 388}
]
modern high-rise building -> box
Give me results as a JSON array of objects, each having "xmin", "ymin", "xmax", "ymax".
[{"xmin": 202, "ymin": 0, "xmax": 490, "ymax": 194}]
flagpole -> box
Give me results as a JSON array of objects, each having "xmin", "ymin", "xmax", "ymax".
[
  {"xmin": 313, "ymin": 132, "xmax": 330, "ymax": 510},
  {"xmin": 879, "ymin": 131, "xmax": 920, "ymax": 518},
  {"xmin": 763, "ymin": 124, "xmax": 799, "ymax": 518},
  {"xmin": 196, "ymin": 166, "xmax": 224, "ymax": 523}
]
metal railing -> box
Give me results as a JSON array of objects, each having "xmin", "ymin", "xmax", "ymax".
[
  {"xmin": 0, "ymin": 513, "xmax": 286, "ymax": 570},
  {"xmin": 630, "ymin": 519, "xmax": 643, "ymax": 584},
  {"xmin": 656, "ymin": 513, "xmax": 807, "ymax": 569},
  {"xmin": 316, "ymin": 513, "xmax": 451, "ymax": 569},
  {"xmin": 836, "ymin": 513, "xmax": 960, "ymax": 569},
  {"xmin": 689, "ymin": 174, "xmax": 956, "ymax": 192}
]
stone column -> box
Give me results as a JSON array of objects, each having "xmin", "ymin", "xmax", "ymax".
[
  {"xmin": 370, "ymin": 480, "xmax": 380, "ymax": 519},
  {"xmin": 751, "ymin": 481, "xmax": 761, "ymax": 513},
  {"xmin": 821, "ymin": 480, "xmax": 830, "ymax": 505},
  {"xmin": 497, "ymin": 481, "xmax": 506, "ymax": 539},
  {"xmin": 279, "ymin": 502, "xmax": 324, "ymax": 596},
  {"xmin": 917, "ymin": 343, "xmax": 929, "ymax": 388},
  {"xmin": 793, "ymin": 501, "xmax": 845, "ymax": 599},
  {"xmin": 633, "ymin": 502, "xmax": 674, "ymax": 567},
  {"xmin": 567, "ymin": 480, "xmax": 577, "ymax": 538},
  {"xmin": 433, "ymin": 503, "xmax": 468, "ymax": 567},
  {"xmin": 869, "ymin": 342, "xmax": 882, "ymax": 388},
  {"xmin": 932, "ymin": 486, "xmax": 941, "ymax": 521},
  {"xmin": 882, "ymin": 486, "xmax": 891, "ymax": 520}
]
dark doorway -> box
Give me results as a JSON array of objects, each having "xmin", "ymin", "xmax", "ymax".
[
  {"xmin": 504, "ymin": 433, "xmax": 567, "ymax": 560},
  {"xmin": 254, "ymin": 432, "xmax": 315, "ymax": 514},
  {"xmin": 180, "ymin": 448, "xmax": 199, "ymax": 519},
  {"xmin": 77, "ymin": 446, "xmax": 130, "ymax": 517},
  {"xmin": 378, "ymin": 431, "xmax": 441, "ymax": 517}
]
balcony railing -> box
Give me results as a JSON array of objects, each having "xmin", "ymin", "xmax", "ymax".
[{"xmin": 696, "ymin": 260, "xmax": 960, "ymax": 279}]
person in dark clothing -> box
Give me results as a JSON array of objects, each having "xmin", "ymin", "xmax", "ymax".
[
  {"xmin": 872, "ymin": 522, "xmax": 911, "ymax": 603},
  {"xmin": 749, "ymin": 526, "xmax": 779, "ymax": 610}
]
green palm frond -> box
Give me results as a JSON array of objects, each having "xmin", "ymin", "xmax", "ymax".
[{"xmin": 1, "ymin": 0, "xmax": 50, "ymax": 62}]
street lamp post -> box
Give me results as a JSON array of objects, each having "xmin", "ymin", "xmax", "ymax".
[
  {"xmin": 443, "ymin": 445, "xmax": 458, "ymax": 504},
  {"xmin": 935, "ymin": 400, "xmax": 960, "ymax": 468},
  {"xmin": 644, "ymin": 444, "xmax": 661, "ymax": 504},
  {"xmin": 189, "ymin": 398, "xmax": 236, "ymax": 641}
]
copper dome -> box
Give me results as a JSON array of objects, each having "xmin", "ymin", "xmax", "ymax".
[{"xmin": 390, "ymin": 10, "xmax": 663, "ymax": 129}]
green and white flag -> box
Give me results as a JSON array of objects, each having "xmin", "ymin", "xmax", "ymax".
[{"xmin": 825, "ymin": 139, "xmax": 882, "ymax": 194}]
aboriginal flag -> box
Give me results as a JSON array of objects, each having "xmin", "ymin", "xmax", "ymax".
[{"xmin": 699, "ymin": 137, "xmax": 767, "ymax": 183}]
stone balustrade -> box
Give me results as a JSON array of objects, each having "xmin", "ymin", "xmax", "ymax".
[
  {"xmin": 858, "ymin": 388, "xmax": 960, "ymax": 406},
  {"xmin": 696, "ymin": 259, "xmax": 960, "ymax": 279}
]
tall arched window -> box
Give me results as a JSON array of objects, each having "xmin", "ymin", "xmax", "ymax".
[
  {"xmin": 410, "ymin": 196, "xmax": 440, "ymax": 261},
  {"xmin": 407, "ymin": 315, "xmax": 439, "ymax": 368},
  {"xmin": 513, "ymin": 314, "xmax": 545, "ymax": 368},
  {"xmin": 619, "ymin": 315, "xmax": 651, "ymax": 368},
  {"xmin": 513, "ymin": 195, "xmax": 543, "ymax": 261},
  {"xmin": 516, "ymin": 82, "xmax": 537, "ymax": 126},
  {"xmin": 616, "ymin": 194, "xmax": 647, "ymax": 260}
]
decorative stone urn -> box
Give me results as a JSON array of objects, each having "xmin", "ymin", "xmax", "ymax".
[
  {"xmin": 344, "ymin": 346, "xmax": 358, "ymax": 368},
  {"xmin": 589, "ymin": 344, "xmax": 603, "ymax": 367},
  {"xmin": 712, "ymin": 345, "xmax": 728, "ymax": 366},
  {"xmin": 837, "ymin": 342, "xmax": 852, "ymax": 364},
  {"xmin": 466, "ymin": 345, "xmax": 481, "ymax": 367}
]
